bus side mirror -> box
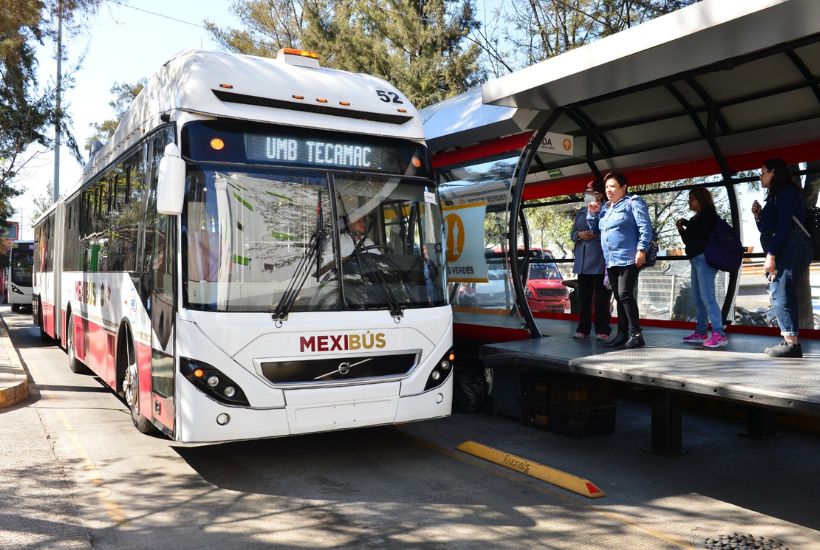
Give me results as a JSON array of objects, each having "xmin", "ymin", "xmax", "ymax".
[{"xmin": 157, "ymin": 143, "xmax": 185, "ymax": 215}]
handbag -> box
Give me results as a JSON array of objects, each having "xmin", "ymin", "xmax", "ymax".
[
  {"xmin": 704, "ymin": 217, "xmax": 743, "ymax": 272},
  {"xmin": 793, "ymin": 206, "xmax": 820, "ymax": 261}
]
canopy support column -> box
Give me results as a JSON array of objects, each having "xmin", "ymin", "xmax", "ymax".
[{"xmin": 509, "ymin": 110, "xmax": 562, "ymax": 338}]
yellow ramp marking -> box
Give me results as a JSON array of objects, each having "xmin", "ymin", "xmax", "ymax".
[
  {"xmin": 57, "ymin": 410, "xmax": 130, "ymax": 527},
  {"xmin": 456, "ymin": 440, "xmax": 605, "ymax": 499}
]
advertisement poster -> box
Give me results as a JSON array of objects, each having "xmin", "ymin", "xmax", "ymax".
[{"xmin": 442, "ymin": 201, "xmax": 488, "ymax": 283}]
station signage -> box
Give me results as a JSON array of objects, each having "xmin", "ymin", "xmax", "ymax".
[{"xmin": 537, "ymin": 132, "xmax": 574, "ymax": 157}]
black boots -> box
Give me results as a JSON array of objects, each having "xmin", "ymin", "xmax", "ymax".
[
  {"xmin": 624, "ymin": 333, "xmax": 646, "ymax": 349},
  {"xmin": 604, "ymin": 331, "xmax": 628, "ymax": 347},
  {"xmin": 604, "ymin": 331, "xmax": 645, "ymax": 349}
]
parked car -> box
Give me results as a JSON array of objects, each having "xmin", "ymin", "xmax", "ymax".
[
  {"xmin": 525, "ymin": 261, "xmax": 569, "ymax": 313},
  {"xmin": 474, "ymin": 269, "xmax": 512, "ymax": 307}
]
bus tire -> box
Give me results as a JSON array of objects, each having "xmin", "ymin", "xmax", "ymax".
[
  {"xmin": 66, "ymin": 316, "xmax": 87, "ymax": 374},
  {"xmin": 120, "ymin": 330, "xmax": 155, "ymax": 434},
  {"xmin": 38, "ymin": 305, "xmax": 52, "ymax": 343}
]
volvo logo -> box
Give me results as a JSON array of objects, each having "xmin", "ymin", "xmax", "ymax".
[{"xmin": 315, "ymin": 358, "xmax": 372, "ymax": 380}]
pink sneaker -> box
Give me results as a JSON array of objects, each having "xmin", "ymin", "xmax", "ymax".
[
  {"xmin": 682, "ymin": 332, "xmax": 707, "ymax": 344},
  {"xmin": 703, "ymin": 333, "xmax": 728, "ymax": 348}
]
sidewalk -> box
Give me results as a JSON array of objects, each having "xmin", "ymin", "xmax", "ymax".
[{"xmin": 0, "ymin": 308, "xmax": 29, "ymax": 408}]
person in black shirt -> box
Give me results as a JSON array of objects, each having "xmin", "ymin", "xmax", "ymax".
[
  {"xmin": 676, "ymin": 187, "xmax": 726, "ymax": 348},
  {"xmin": 751, "ymin": 157, "xmax": 812, "ymax": 358}
]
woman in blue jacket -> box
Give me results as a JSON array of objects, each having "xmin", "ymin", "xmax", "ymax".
[
  {"xmin": 752, "ymin": 158, "xmax": 812, "ymax": 358},
  {"xmin": 572, "ymin": 180, "xmax": 611, "ymax": 340},
  {"xmin": 587, "ymin": 172, "xmax": 654, "ymax": 349}
]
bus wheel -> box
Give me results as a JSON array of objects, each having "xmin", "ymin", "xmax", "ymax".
[
  {"xmin": 121, "ymin": 335, "xmax": 154, "ymax": 434},
  {"xmin": 66, "ymin": 316, "xmax": 87, "ymax": 374},
  {"xmin": 38, "ymin": 306, "xmax": 52, "ymax": 343}
]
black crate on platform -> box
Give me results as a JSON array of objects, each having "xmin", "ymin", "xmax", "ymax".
[
  {"xmin": 548, "ymin": 404, "xmax": 617, "ymax": 437},
  {"xmin": 546, "ymin": 375, "xmax": 616, "ymax": 437},
  {"xmin": 549, "ymin": 375, "xmax": 614, "ymax": 410},
  {"xmin": 491, "ymin": 368, "xmax": 522, "ymax": 420},
  {"xmin": 521, "ymin": 372, "xmax": 550, "ymax": 430}
]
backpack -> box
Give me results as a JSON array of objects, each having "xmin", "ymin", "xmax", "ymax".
[
  {"xmin": 793, "ymin": 205, "xmax": 820, "ymax": 261},
  {"xmin": 627, "ymin": 196, "xmax": 659, "ymax": 268},
  {"xmin": 704, "ymin": 217, "xmax": 744, "ymax": 272}
]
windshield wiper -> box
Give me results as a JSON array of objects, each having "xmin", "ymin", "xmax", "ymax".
[
  {"xmin": 272, "ymin": 192, "xmax": 325, "ymax": 324},
  {"xmin": 349, "ymin": 232, "xmax": 403, "ymax": 320}
]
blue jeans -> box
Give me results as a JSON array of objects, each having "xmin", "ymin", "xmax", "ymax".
[
  {"xmin": 689, "ymin": 254, "xmax": 724, "ymax": 335},
  {"xmin": 768, "ymin": 231, "xmax": 813, "ymax": 336}
]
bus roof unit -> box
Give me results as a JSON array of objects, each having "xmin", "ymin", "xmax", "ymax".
[{"xmin": 80, "ymin": 49, "xmax": 424, "ymax": 191}]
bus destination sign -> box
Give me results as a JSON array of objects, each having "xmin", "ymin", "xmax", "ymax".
[{"xmin": 245, "ymin": 134, "xmax": 395, "ymax": 171}]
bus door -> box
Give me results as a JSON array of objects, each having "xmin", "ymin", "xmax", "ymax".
[
  {"xmin": 142, "ymin": 130, "xmax": 178, "ymax": 433},
  {"xmin": 144, "ymin": 213, "xmax": 176, "ymax": 431}
]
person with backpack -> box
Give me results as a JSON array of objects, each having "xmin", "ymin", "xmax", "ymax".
[
  {"xmin": 571, "ymin": 179, "xmax": 611, "ymax": 340},
  {"xmin": 587, "ymin": 172, "xmax": 654, "ymax": 349},
  {"xmin": 675, "ymin": 187, "xmax": 727, "ymax": 348},
  {"xmin": 751, "ymin": 158, "xmax": 813, "ymax": 358}
]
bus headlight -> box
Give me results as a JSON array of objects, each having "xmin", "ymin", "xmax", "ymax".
[
  {"xmin": 180, "ymin": 357, "xmax": 249, "ymax": 407},
  {"xmin": 425, "ymin": 349, "xmax": 454, "ymax": 391}
]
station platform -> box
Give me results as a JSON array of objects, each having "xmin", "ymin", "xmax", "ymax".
[{"xmin": 459, "ymin": 313, "xmax": 820, "ymax": 454}]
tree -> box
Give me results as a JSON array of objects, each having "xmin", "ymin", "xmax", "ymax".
[
  {"xmin": 86, "ymin": 79, "xmax": 146, "ymax": 151},
  {"xmin": 31, "ymin": 180, "xmax": 54, "ymax": 222},
  {"xmin": 0, "ymin": 0, "xmax": 101, "ymax": 218},
  {"xmin": 207, "ymin": 0, "xmax": 484, "ymax": 108},
  {"xmin": 475, "ymin": 0, "xmax": 699, "ymax": 76},
  {"xmin": 525, "ymin": 203, "xmax": 575, "ymax": 258}
]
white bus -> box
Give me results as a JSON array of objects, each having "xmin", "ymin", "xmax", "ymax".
[
  {"xmin": 8, "ymin": 240, "xmax": 34, "ymax": 312},
  {"xmin": 33, "ymin": 49, "xmax": 452, "ymax": 443}
]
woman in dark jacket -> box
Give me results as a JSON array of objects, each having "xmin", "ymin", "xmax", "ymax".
[
  {"xmin": 676, "ymin": 187, "xmax": 725, "ymax": 348},
  {"xmin": 572, "ymin": 180, "xmax": 611, "ymax": 340},
  {"xmin": 751, "ymin": 158, "xmax": 813, "ymax": 358}
]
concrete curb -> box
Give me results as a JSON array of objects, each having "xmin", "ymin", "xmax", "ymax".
[{"xmin": 0, "ymin": 313, "xmax": 29, "ymax": 408}]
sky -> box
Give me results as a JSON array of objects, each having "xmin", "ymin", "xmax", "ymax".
[
  {"xmin": 14, "ymin": 0, "xmax": 507, "ymax": 239},
  {"xmin": 12, "ymin": 0, "xmax": 242, "ymax": 238}
]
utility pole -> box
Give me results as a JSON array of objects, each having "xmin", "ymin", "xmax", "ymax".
[{"xmin": 53, "ymin": 0, "xmax": 63, "ymax": 203}]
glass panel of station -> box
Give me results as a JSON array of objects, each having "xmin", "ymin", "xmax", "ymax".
[{"xmin": 440, "ymin": 155, "xmax": 819, "ymax": 332}]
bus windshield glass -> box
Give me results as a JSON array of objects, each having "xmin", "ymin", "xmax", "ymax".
[
  {"xmin": 183, "ymin": 167, "xmax": 446, "ymax": 312},
  {"xmin": 11, "ymin": 243, "xmax": 34, "ymax": 286}
]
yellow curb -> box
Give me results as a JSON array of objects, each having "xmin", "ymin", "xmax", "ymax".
[
  {"xmin": 0, "ymin": 314, "xmax": 29, "ymax": 408},
  {"xmin": 0, "ymin": 377, "xmax": 29, "ymax": 408},
  {"xmin": 456, "ymin": 440, "xmax": 605, "ymax": 498}
]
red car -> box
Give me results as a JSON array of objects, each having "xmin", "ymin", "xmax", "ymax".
[{"xmin": 525, "ymin": 261, "xmax": 569, "ymax": 313}]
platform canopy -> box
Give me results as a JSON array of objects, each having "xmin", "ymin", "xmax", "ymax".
[{"xmin": 431, "ymin": 0, "xmax": 820, "ymax": 183}]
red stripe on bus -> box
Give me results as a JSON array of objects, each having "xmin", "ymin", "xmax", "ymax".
[
  {"xmin": 41, "ymin": 301, "xmax": 57, "ymax": 339},
  {"xmin": 135, "ymin": 341, "xmax": 154, "ymax": 420},
  {"xmin": 152, "ymin": 394, "xmax": 174, "ymax": 432}
]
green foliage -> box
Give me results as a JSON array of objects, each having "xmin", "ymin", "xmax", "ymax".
[
  {"xmin": 86, "ymin": 79, "xmax": 146, "ymax": 151},
  {"xmin": 1, "ymin": 0, "xmax": 49, "ymax": 219},
  {"xmin": 208, "ymin": 0, "xmax": 484, "ymax": 108},
  {"xmin": 1, "ymin": 0, "xmax": 100, "ymax": 219},
  {"xmin": 482, "ymin": 0, "xmax": 699, "ymax": 74},
  {"xmin": 525, "ymin": 202, "xmax": 575, "ymax": 257}
]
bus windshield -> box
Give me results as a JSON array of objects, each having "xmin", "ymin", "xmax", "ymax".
[
  {"xmin": 11, "ymin": 244, "xmax": 34, "ymax": 286},
  {"xmin": 183, "ymin": 167, "xmax": 446, "ymax": 313}
]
